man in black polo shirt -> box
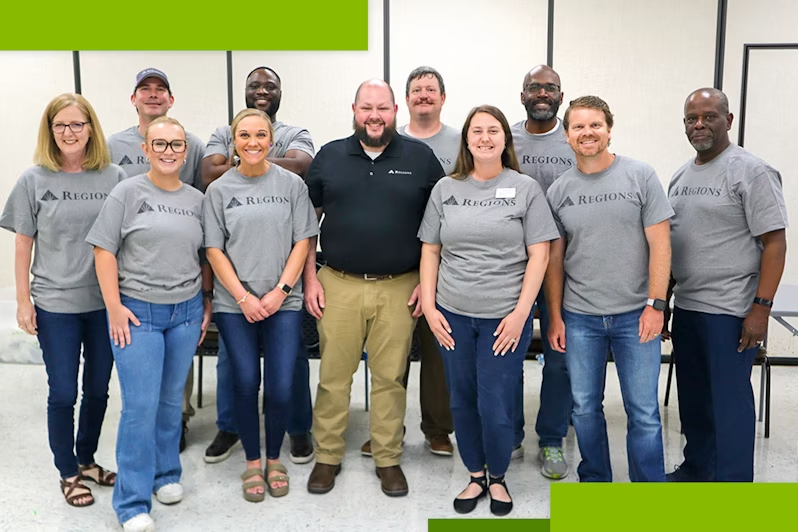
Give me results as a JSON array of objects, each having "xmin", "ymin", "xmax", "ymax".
[{"xmin": 304, "ymin": 79, "xmax": 444, "ymax": 497}]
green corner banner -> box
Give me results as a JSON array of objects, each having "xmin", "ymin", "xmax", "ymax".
[
  {"xmin": 429, "ymin": 483, "xmax": 798, "ymax": 531},
  {"xmin": 1, "ymin": 0, "xmax": 368, "ymax": 50}
]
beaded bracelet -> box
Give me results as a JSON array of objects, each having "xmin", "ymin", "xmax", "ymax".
[{"xmin": 236, "ymin": 291, "xmax": 250, "ymax": 305}]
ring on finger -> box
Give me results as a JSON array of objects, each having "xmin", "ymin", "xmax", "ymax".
[{"xmin": 509, "ymin": 338, "xmax": 516, "ymax": 344}]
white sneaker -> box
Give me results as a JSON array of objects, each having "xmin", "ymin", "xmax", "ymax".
[
  {"xmin": 123, "ymin": 513, "xmax": 155, "ymax": 532},
  {"xmin": 155, "ymin": 483, "xmax": 183, "ymax": 505},
  {"xmin": 510, "ymin": 444, "xmax": 525, "ymax": 460}
]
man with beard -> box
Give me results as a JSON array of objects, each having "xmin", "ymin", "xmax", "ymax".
[
  {"xmin": 509, "ymin": 65, "xmax": 575, "ymax": 479},
  {"xmin": 199, "ymin": 66, "xmax": 317, "ymax": 466},
  {"xmin": 108, "ymin": 68, "xmax": 206, "ymax": 454},
  {"xmin": 666, "ymin": 88, "xmax": 787, "ymax": 482},
  {"xmin": 544, "ymin": 96, "xmax": 672, "ymax": 482},
  {"xmin": 304, "ymin": 79, "xmax": 444, "ymax": 496}
]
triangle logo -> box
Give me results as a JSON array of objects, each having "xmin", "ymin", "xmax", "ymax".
[
  {"xmin": 226, "ymin": 197, "xmax": 242, "ymax": 209},
  {"xmin": 119, "ymin": 155, "xmax": 133, "ymax": 165},
  {"xmin": 442, "ymin": 195, "xmax": 459, "ymax": 206},
  {"xmin": 559, "ymin": 196, "xmax": 575, "ymax": 209},
  {"xmin": 388, "ymin": 169, "xmax": 394, "ymax": 174},
  {"xmin": 138, "ymin": 201, "xmax": 155, "ymax": 214},
  {"xmin": 40, "ymin": 190, "xmax": 58, "ymax": 201}
]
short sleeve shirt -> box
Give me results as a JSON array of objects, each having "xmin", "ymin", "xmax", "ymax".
[
  {"xmin": 204, "ymin": 121, "xmax": 315, "ymax": 161},
  {"xmin": 398, "ymin": 124, "xmax": 460, "ymax": 175},
  {"xmin": 511, "ymin": 119, "xmax": 576, "ymax": 194}
]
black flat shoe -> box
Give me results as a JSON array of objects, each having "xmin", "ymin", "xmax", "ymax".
[
  {"xmin": 453, "ymin": 474, "xmax": 488, "ymax": 514},
  {"xmin": 489, "ymin": 475, "xmax": 513, "ymax": 516}
]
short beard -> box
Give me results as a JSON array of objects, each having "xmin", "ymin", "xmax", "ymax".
[
  {"xmin": 690, "ymin": 138, "xmax": 714, "ymax": 151},
  {"xmin": 525, "ymin": 99, "xmax": 560, "ymax": 122},
  {"xmin": 353, "ymin": 117, "xmax": 398, "ymax": 148}
]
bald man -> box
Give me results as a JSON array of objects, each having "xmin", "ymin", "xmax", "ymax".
[
  {"xmin": 304, "ymin": 80, "xmax": 445, "ymax": 497},
  {"xmin": 666, "ymin": 88, "xmax": 787, "ymax": 482},
  {"xmin": 510, "ymin": 65, "xmax": 575, "ymax": 480}
]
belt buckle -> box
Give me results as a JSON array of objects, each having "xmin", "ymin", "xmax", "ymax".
[{"xmin": 363, "ymin": 273, "xmax": 380, "ymax": 281}]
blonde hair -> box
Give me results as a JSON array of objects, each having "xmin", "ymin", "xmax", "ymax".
[
  {"xmin": 34, "ymin": 93, "xmax": 110, "ymax": 172},
  {"xmin": 144, "ymin": 116, "xmax": 186, "ymax": 141},
  {"xmin": 230, "ymin": 108, "xmax": 273, "ymax": 157}
]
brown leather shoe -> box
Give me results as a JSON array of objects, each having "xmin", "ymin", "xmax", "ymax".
[
  {"xmin": 375, "ymin": 465, "xmax": 409, "ymax": 497},
  {"xmin": 425, "ymin": 435, "xmax": 454, "ymax": 456},
  {"xmin": 360, "ymin": 440, "xmax": 372, "ymax": 457},
  {"xmin": 307, "ymin": 463, "xmax": 341, "ymax": 494}
]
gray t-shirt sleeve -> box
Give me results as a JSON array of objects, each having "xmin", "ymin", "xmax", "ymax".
[
  {"xmin": 292, "ymin": 181, "xmax": 320, "ymax": 242},
  {"xmin": 0, "ymin": 171, "xmax": 37, "ymax": 236},
  {"xmin": 205, "ymin": 126, "xmax": 231, "ymax": 160},
  {"xmin": 418, "ymin": 182, "xmax": 443, "ymax": 245},
  {"xmin": 737, "ymin": 168, "xmax": 789, "ymax": 236},
  {"xmin": 202, "ymin": 185, "xmax": 227, "ymax": 249},
  {"xmin": 642, "ymin": 170, "xmax": 675, "ymax": 227},
  {"xmin": 545, "ymin": 182, "xmax": 566, "ymax": 238},
  {"xmin": 283, "ymin": 129, "xmax": 315, "ymax": 158},
  {"xmin": 86, "ymin": 195, "xmax": 126, "ymax": 255},
  {"xmin": 523, "ymin": 181, "xmax": 560, "ymax": 246}
]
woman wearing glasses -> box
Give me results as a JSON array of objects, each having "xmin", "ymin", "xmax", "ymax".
[
  {"xmin": 0, "ymin": 93, "xmax": 125, "ymax": 508},
  {"xmin": 87, "ymin": 116, "xmax": 212, "ymax": 532},
  {"xmin": 203, "ymin": 108, "xmax": 317, "ymax": 502}
]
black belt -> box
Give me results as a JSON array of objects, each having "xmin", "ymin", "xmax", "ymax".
[{"xmin": 325, "ymin": 265, "xmax": 396, "ymax": 281}]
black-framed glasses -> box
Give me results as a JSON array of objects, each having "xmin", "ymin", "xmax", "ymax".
[
  {"xmin": 52, "ymin": 121, "xmax": 89, "ymax": 133},
  {"xmin": 150, "ymin": 139, "xmax": 187, "ymax": 153},
  {"xmin": 524, "ymin": 83, "xmax": 560, "ymax": 94}
]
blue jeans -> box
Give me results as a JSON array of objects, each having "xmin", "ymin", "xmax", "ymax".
[
  {"xmin": 112, "ymin": 293, "xmax": 203, "ymax": 524},
  {"xmin": 514, "ymin": 290, "xmax": 573, "ymax": 448},
  {"xmin": 215, "ymin": 310, "xmax": 303, "ymax": 460},
  {"xmin": 36, "ymin": 307, "xmax": 114, "ymax": 479},
  {"xmin": 215, "ymin": 333, "xmax": 312, "ymax": 436},
  {"xmin": 672, "ymin": 307, "xmax": 758, "ymax": 482},
  {"xmin": 563, "ymin": 307, "xmax": 665, "ymax": 482},
  {"xmin": 438, "ymin": 306, "xmax": 532, "ymax": 477}
]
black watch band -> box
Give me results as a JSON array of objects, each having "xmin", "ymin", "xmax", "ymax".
[
  {"xmin": 753, "ymin": 297, "xmax": 773, "ymax": 308},
  {"xmin": 202, "ymin": 289, "xmax": 214, "ymax": 301}
]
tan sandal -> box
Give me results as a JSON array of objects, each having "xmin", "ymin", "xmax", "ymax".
[
  {"xmin": 266, "ymin": 462, "xmax": 290, "ymax": 498},
  {"xmin": 60, "ymin": 477, "xmax": 95, "ymax": 507},
  {"xmin": 241, "ymin": 467, "xmax": 266, "ymax": 503},
  {"xmin": 79, "ymin": 463, "xmax": 117, "ymax": 487}
]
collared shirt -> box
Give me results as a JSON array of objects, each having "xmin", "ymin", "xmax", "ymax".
[{"xmin": 306, "ymin": 134, "xmax": 444, "ymax": 275}]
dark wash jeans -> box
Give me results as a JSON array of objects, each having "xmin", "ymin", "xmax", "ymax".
[{"xmin": 36, "ymin": 306, "xmax": 114, "ymax": 479}]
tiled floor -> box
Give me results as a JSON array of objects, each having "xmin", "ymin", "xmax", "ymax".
[{"xmin": 1, "ymin": 358, "xmax": 796, "ymax": 531}]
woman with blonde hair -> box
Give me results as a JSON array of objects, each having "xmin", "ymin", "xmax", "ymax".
[
  {"xmin": 87, "ymin": 116, "xmax": 212, "ymax": 532},
  {"xmin": 418, "ymin": 105, "xmax": 558, "ymax": 515},
  {"xmin": 0, "ymin": 93, "xmax": 125, "ymax": 507},
  {"xmin": 204, "ymin": 108, "xmax": 318, "ymax": 502}
]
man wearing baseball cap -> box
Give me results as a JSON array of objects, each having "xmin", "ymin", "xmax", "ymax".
[{"xmin": 107, "ymin": 68, "xmax": 206, "ymax": 453}]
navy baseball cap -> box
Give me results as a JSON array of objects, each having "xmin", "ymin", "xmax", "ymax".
[{"xmin": 134, "ymin": 68, "xmax": 170, "ymax": 92}]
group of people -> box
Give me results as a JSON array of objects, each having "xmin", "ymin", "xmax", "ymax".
[{"xmin": 2, "ymin": 61, "xmax": 786, "ymax": 530}]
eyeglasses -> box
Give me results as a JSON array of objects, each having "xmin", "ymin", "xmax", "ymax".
[
  {"xmin": 150, "ymin": 139, "xmax": 187, "ymax": 153},
  {"xmin": 52, "ymin": 121, "xmax": 89, "ymax": 133},
  {"xmin": 524, "ymin": 83, "xmax": 560, "ymax": 94}
]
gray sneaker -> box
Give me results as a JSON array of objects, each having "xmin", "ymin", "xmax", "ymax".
[
  {"xmin": 510, "ymin": 444, "xmax": 524, "ymax": 460},
  {"xmin": 537, "ymin": 446, "xmax": 568, "ymax": 479}
]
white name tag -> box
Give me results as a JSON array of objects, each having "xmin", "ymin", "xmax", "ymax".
[{"xmin": 495, "ymin": 188, "xmax": 516, "ymax": 199}]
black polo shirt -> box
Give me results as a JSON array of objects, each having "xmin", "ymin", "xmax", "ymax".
[{"xmin": 306, "ymin": 134, "xmax": 445, "ymax": 275}]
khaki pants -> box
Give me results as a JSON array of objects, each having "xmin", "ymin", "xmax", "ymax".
[
  {"xmin": 313, "ymin": 266, "xmax": 418, "ymax": 467},
  {"xmin": 182, "ymin": 362, "xmax": 194, "ymax": 423},
  {"xmin": 403, "ymin": 317, "xmax": 453, "ymax": 437}
]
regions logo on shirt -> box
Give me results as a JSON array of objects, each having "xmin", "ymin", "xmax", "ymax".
[
  {"xmin": 138, "ymin": 201, "xmax": 155, "ymax": 213},
  {"xmin": 559, "ymin": 196, "xmax": 575, "ymax": 209},
  {"xmin": 669, "ymin": 186, "xmax": 722, "ymax": 197},
  {"xmin": 387, "ymin": 169, "xmax": 413, "ymax": 175},
  {"xmin": 441, "ymin": 195, "xmax": 516, "ymax": 207},
  {"xmin": 137, "ymin": 202, "xmax": 198, "ymax": 218},
  {"xmin": 118, "ymin": 155, "xmax": 147, "ymax": 166},
  {"xmin": 40, "ymin": 190, "xmax": 108, "ymax": 201},
  {"xmin": 225, "ymin": 196, "xmax": 290, "ymax": 209},
  {"xmin": 560, "ymin": 192, "xmax": 636, "ymax": 208},
  {"xmin": 118, "ymin": 155, "xmax": 134, "ymax": 165},
  {"xmin": 519, "ymin": 155, "xmax": 574, "ymax": 167}
]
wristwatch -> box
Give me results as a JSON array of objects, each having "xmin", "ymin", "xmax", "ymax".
[
  {"xmin": 278, "ymin": 283, "xmax": 293, "ymax": 296},
  {"xmin": 202, "ymin": 289, "xmax": 214, "ymax": 301},
  {"xmin": 753, "ymin": 296, "xmax": 773, "ymax": 308},
  {"xmin": 647, "ymin": 298, "xmax": 667, "ymax": 311}
]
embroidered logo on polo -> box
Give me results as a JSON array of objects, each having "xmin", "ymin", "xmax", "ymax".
[
  {"xmin": 669, "ymin": 186, "xmax": 722, "ymax": 197},
  {"xmin": 137, "ymin": 201, "xmax": 198, "ymax": 218},
  {"xmin": 441, "ymin": 196, "xmax": 517, "ymax": 207},
  {"xmin": 40, "ymin": 190, "xmax": 108, "ymax": 201},
  {"xmin": 559, "ymin": 192, "xmax": 636, "ymax": 208},
  {"xmin": 387, "ymin": 169, "xmax": 413, "ymax": 175},
  {"xmin": 225, "ymin": 196, "xmax": 290, "ymax": 209}
]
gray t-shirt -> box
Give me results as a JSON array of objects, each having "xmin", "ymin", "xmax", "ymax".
[
  {"xmin": 204, "ymin": 121, "xmax": 315, "ymax": 161},
  {"xmin": 86, "ymin": 175, "xmax": 204, "ymax": 305},
  {"xmin": 398, "ymin": 124, "xmax": 460, "ymax": 175},
  {"xmin": 669, "ymin": 144, "xmax": 788, "ymax": 317},
  {"xmin": 108, "ymin": 126, "xmax": 205, "ymax": 188},
  {"xmin": 546, "ymin": 155, "xmax": 674, "ymax": 316},
  {"xmin": 0, "ymin": 164, "xmax": 126, "ymax": 313},
  {"xmin": 511, "ymin": 119, "xmax": 576, "ymax": 194},
  {"xmin": 203, "ymin": 165, "xmax": 319, "ymax": 314},
  {"xmin": 418, "ymin": 168, "xmax": 559, "ymax": 319}
]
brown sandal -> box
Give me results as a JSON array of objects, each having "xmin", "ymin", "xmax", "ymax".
[
  {"xmin": 79, "ymin": 463, "xmax": 117, "ymax": 486},
  {"xmin": 60, "ymin": 477, "xmax": 95, "ymax": 507}
]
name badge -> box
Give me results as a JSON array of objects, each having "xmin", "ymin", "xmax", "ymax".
[{"xmin": 496, "ymin": 188, "xmax": 516, "ymax": 199}]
